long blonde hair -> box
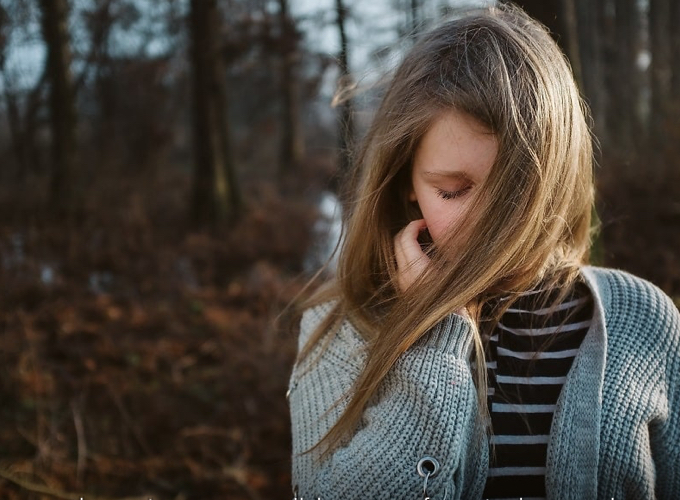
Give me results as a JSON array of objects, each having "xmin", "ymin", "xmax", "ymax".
[{"xmin": 294, "ymin": 4, "xmax": 596, "ymax": 463}]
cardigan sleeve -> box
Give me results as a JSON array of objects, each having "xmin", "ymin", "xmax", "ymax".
[{"xmin": 288, "ymin": 301, "xmax": 488, "ymax": 499}]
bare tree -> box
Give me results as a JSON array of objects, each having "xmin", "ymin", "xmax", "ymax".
[
  {"xmin": 334, "ymin": 0, "xmax": 354, "ymax": 185},
  {"xmin": 277, "ymin": 0, "xmax": 304, "ymax": 178},
  {"xmin": 671, "ymin": 0, "xmax": 680, "ymax": 100},
  {"xmin": 410, "ymin": 0, "xmax": 422, "ymax": 34},
  {"xmin": 649, "ymin": 0, "xmax": 671, "ymax": 167},
  {"xmin": 575, "ymin": 0, "xmax": 606, "ymax": 144},
  {"xmin": 38, "ymin": 0, "xmax": 78, "ymax": 214},
  {"xmin": 0, "ymin": 5, "xmax": 7, "ymax": 84},
  {"xmin": 81, "ymin": 0, "xmax": 116, "ymax": 164},
  {"xmin": 189, "ymin": 0, "xmax": 241, "ymax": 226},
  {"xmin": 610, "ymin": 0, "xmax": 643, "ymax": 161},
  {"xmin": 0, "ymin": 3, "xmax": 46, "ymax": 181}
]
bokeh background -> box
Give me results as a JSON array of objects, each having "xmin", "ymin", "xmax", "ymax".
[{"xmin": 0, "ymin": 0, "xmax": 678, "ymax": 498}]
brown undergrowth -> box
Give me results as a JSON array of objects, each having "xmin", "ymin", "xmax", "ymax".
[{"xmin": 0, "ymin": 167, "xmax": 324, "ymax": 500}]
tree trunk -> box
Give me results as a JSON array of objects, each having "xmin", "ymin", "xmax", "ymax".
[
  {"xmin": 575, "ymin": 0, "xmax": 606, "ymax": 145},
  {"xmin": 88, "ymin": 0, "xmax": 116, "ymax": 168},
  {"xmin": 610, "ymin": 0, "xmax": 643, "ymax": 164},
  {"xmin": 671, "ymin": 0, "xmax": 680, "ymax": 99},
  {"xmin": 277, "ymin": 0, "xmax": 304, "ymax": 178},
  {"xmin": 1, "ymin": 70, "xmax": 46, "ymax": 182},
  {"xmin": 410, "ymin": 0, "xmax": 421, "ymax": 34},
  {"xmin": 334, "ymin": 0, "xmax": 354, "ymax": 189},
  {"xmin": 649, "ymin": 0, "xmax": 671, "ymax": 168},
  {"xmin": 39, "ymin": 0, "xmax": 78, "ymax": 215},
  {"xmin": 189, "ymin": 0, "xmax": 240, "ymax": 226}
]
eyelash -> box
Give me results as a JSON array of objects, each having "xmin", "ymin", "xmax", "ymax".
[{"xmin": 436, "ymin": 186, "xmax": 472, "ymax": 200}]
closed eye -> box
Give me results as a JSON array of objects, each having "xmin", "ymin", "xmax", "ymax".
[{"xmin": 436, "ymin": 186, "xmax": 472, "ymax": 200}]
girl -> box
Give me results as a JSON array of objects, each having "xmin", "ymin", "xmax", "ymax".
[{"xmin": 287, "ymin": 5, "xmax": 680, "ymax": 499}]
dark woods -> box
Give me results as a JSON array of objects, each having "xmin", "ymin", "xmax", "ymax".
[
  {"xmin": 0, "ymin": 0, "xmax": 678, "ymax": 499},
  {"xmin": 0, "ymin": 1, "xmax": 322, "ymax": 498},
  {"xmin": 519, "ymin": 0, "xmax": 680, "ymax": 293}
]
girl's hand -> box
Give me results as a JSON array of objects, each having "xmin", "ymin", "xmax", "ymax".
[{"xmin": 394, "ymin": 219, "xmax": 431, "ymax": 293}]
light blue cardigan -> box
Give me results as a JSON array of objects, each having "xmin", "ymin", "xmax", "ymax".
[{"xmin": 288, "ymin": 266, "xmax": 680, "ymax": 499}]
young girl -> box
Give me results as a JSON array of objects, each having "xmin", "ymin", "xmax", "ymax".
[{"xmin": 287, "ymin": 5, "xmax": 680, "ymax": 499}]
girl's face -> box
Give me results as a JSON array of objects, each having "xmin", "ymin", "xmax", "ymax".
[{"xmin": 409, "ymin": 109, "xmax": 498, "ymax": 246}]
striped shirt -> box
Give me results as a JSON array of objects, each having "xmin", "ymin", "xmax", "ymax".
[{"xmin": 480, "ymin": 281, "xmax": 593, "ymax": 500}]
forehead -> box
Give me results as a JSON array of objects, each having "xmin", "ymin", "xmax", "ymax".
[{"xmin": 413, "ymin": 109, "xmax": 497, "ymax": 181}]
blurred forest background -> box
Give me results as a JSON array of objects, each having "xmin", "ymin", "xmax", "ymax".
[{"xmin": 0, "ymin": 0, "xmax": 678, "ymax": 498}]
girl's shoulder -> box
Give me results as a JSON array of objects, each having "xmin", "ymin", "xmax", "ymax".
[
  {"xmin": 297, "ymin": 300, "xmax": 368, "ymax": 366},
  {"xmin": 300, "ymin": 300, "xmax": 339, "ymax": 333},
  {"xmin": 581, "ymin": 265, "xmax": 676, "ymax": 310},
  {"xmin": 297, "ymin": 300, "xmax": 338, "ymax": 351},
  {"xmin": 581, "ymin": 265, "xmax": 680, "ymax": 345}
]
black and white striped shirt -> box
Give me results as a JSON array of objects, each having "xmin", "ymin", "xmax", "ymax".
[{"xmin": 480, "ymin": 281, "xmax": 593, "ymax": 500}]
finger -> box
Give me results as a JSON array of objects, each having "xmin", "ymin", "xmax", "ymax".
[
  {"xmin": 394, "ymin": 220, "xmax": 422, "ymax": 263},
  {"xmin": 394, "ymin": 220, "xmax": 431, "ymax": 292},
  {"xmin": 398, "ymin": 219, "xmax": 428, "ymax": 262},
  {"xmin": 395, "ymin": 219, "xmax": 426, "ymax": 265},
  {"xmin": 394, "ymin": 228, "xmax": 409, "ymax": 271}
]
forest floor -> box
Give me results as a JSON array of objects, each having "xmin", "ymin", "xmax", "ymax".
[
  {"xmin": 0, "ymin": 163, "xmax": 678, "ymax": 500},
  {"xmin": 0, "ymin": 166, "xmax": 325, "ymax": 500}
]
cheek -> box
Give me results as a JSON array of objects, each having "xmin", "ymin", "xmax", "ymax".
[{"xmin": 420, "ymin": 202, "xmax": 466, "ymax": 244}]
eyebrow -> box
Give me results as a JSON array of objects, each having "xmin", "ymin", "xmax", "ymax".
[{"xmin": 422, "ymin": 170, "xmax": 473, "ymax": 181}]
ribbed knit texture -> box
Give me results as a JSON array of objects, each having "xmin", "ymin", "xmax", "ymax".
[{"xmin": 288, "ymin": 266, "xmax": 680, "ymax": 499}]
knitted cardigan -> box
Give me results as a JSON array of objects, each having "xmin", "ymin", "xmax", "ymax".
[{"xmin": 288, "ymin": 266, "xmax": 680, "ymax": 499}]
